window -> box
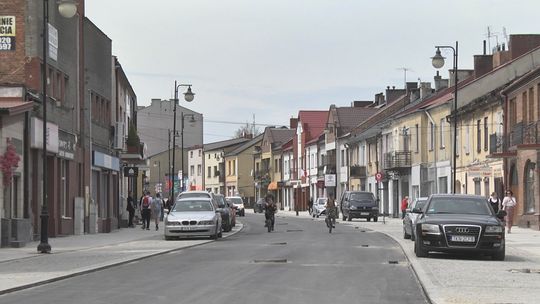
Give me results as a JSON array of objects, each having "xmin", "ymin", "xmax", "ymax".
[
  {"xmin": 440, "ymin": 118, "xmax": 445, "ymax": 148},
  {"xmin": 207, "ymin": 166, "xmax": 211, "ymax": 178},
  {"xmin": 477, "ymin": 119, "xmax": 481, "ymax": 153},
  {"xmin": 197, "ymin": 164, "xmax": 201, "ymax": 176},
  {"xmin": 60, "ymin": 160, "xmax": 67, "ymax": 217},
  {"xmin": 368, "ymin": 143, "xmax": 372, "ymax": 163},
  {"xmin": 208, "ymin": 154, "xmax": 210, "ymax": 159},
  {"xmin": 509, "ymin": 98, "xmax": 517, "ymax": 128},
  {"xmin": 438, "ymin": 176, "xmax": 448, "ymax": 194},
  {"xmin": 275, "ymin": 159, "xmax": 279, "ymax": 172},
  {"xmin": 284, "ymin": 160, "xmax": 288, "ymax": 175},
  {"xmin": 529, "ymin": 87, "xmax": 534, "ymax": 123},
  {"xmin": 198, "ymin": 150, "xmax": 201, "ymax": 157},
  {"xmin": 474, "ymin": 178, "xmax": 481, "ymax": 195},
  {"xmin": 456, "ymin": 124, "xmax": 460, "ymax": 157},
  {"xmin": 190, "ymin": 151, "xmax": 193, "ymax": 158},
  {"xmin": 360, "ymin": 145, "xmax": 365, "ymax": 165},
  {"xmin": 190, "ymin": 165, "xmax": 194, "ymax": 176},
  {"xmin": 214, "ymin": 166, "xmax": 218, "ymax": 177},
  {"xmin": 484, "ymin": 117, "xmax": 488, "ymax": 151},
  {"xmin": 415, "ymin": 124, "xmax": 419, "ymax": 152},
  {"xmin": 232, "ymin": 160, "xmax": 236, "ymax": 175},
  {"xmin": 522, "ymin": 91, "xmax": 528, "ymax": 124},
  {"xmin": 429, "ymin": 122, "xmax": 435, "ymax": 151}
]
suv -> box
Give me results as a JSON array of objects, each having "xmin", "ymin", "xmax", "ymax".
[{"xmin": 340, "ymin": 191, "xmax": 378, "ymax": 222}]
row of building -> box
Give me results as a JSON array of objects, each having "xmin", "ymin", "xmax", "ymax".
[{"xmin": 155, "ymin": 34, "xmax": 540, "ymax": 231}]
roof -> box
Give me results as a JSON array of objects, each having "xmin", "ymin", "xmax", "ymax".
[
  {"xmin": 336, "ymin": 107, "xmax": 378, "ymax": 135},
  {"xmin": 269, "ymin": 128, "xmax": 295, "ymax": 149},
  {"xmin": 298, "ymin": 110, "xmax": 328, "ymax": 142},
  {"xmin": 0, "ymin": 99, "xmax": 34, "ymax": 116},
  {"xmin": 203, "ymin": 137, "xmax": 250, "ymax": 151},
  {"xmin": 226, "ymin": 134, "xmax": 264, "ymax": 156}
]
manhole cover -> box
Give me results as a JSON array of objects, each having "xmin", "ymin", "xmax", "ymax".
[
  {"xmin": 508, "ymin": 268, "xmax": 540, "ymax": 273},
  {"xmin": 270, "ymin": 242, "xmax": 287, "ymax": 245},
  {"xmin": 361, "ymin": 244, "xmax": 369, "ymax": 247},
  {"xmin": 388, "ymin": 260, "xmax": 399, "ymax": 264},
  {"xmin": 286, "ymin": 229, "xmax": 303, "ymax": 232},
  {"xmin": 253, "ymin": 259, "xmax": 288, "ymax": 263}
]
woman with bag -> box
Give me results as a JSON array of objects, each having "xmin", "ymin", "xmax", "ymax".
[{"xmin": 502, "ymin": 190, "xmax": 517, "ymax": 233}]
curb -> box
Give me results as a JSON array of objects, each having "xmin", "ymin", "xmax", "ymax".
[{"xmin": 0, "ymin": 223, "xmax": 244, "ymax": 296}]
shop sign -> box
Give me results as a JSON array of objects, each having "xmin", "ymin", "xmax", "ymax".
[
  {"xmin": 123, "ymin": 166, "xmax": 138, "ymax": 177},
  {"xmin": 30, "ymin": 117, "xmax": 59, "ymax": 153},
  {"xmin": 93, "ymin": 151, "xmax": 120, "ymax": 171},
  {"xmin": 58, "ymin": 130, "xmax": 75, "ymax": 160},
  {"xmin": 0, "ymin": 16, "xmax": 16, "ymax": 51},
  {"xmin": 324, "ymin": 174, "xmax": 336, "ymax": 187}
]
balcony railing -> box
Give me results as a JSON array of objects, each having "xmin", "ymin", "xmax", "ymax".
[
  {"xmin": 508, "ymin": 121, "xmax": 540, "ymax": 147},
  {"xmin": 384, "ymin": 151, "xmax": 411, "ymax": 169},
  {"xmin": 489, "ymin": 133, "xmax": 506, "ymax": 155},
  {"xmin": 349, "ymin": 165, "xmax": 367, "ymax": 178}
]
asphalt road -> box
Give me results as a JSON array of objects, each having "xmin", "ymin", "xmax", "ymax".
[{"xmin": 0, "ymin": 213, "xmax": 428, "ymax": 304}]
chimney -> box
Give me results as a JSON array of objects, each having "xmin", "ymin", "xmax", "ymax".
[
  {"xmin": 385, "ymin": 86, "xmax": 407, "ymax": 104},
  {"xmin": 474, "ymin": 54, "xmax": 493, "ymax": 78},
  {"xmin": 434, "ymin": 71, "xmax": 448, "ymax": 91},
  {"xmin": 290, "ymin": 118, "xmax": 298, "ymax": 129},
  {"xmin": 419, "ymin": 82, "xmax": 432, "ymax": 99},
  {"xmin": 351, "ymin": 100, "xmax": 373, "ymax": 108}
]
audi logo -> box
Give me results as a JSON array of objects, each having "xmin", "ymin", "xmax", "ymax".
[{"xmin": 455, "ymin": 227, "xmax": 469, "ymax": 233}]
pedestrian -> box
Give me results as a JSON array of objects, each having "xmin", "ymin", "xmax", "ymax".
[
  {"xmin": 502, "ymin": 190, "xmax": 517, "ymax": 233},
  {"xmin": 126, "ymin": 191, "xmax": 135, "ymax": 228},
  {"xmin": 152, "ymin": 193, "xmax": 162, "ymax": 230},
  {"xmin": 488, "ymin": 192, "xmax": 501, "ymax": 214},
  {"xmin": 140, "ymin": 191, "xmax": 152, "ymax": 230},
  {"xmin": 308, "ymin": 197, "xmax": 314, "ymax": 215},
  {"xmin": 401, "ymin": 196, "xmax": 409, "ymax": 219}
]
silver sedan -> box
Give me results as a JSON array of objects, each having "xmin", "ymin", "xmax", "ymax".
[{"xmin": 164, "ymin": 198, "xmax": 223, "ymax": 240}]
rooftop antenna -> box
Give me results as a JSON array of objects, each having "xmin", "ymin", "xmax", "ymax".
[
  {"xmin": 486, "ymin": 26, "xmax": 500, "ymax": 54},
  {"xmin": 396, "ymin": 67, "xmax": 412, "ymax": 88},
  {"xmin": 503, "ymin": 27, "xmax": 509, "ymax": 46}
]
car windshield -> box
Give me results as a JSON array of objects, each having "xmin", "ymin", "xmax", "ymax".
[
  {"xmin": 414, "ymin": 199, "xmax": 428, "ymax": 209},
  {"xmin": 215, "ymin": 196, "xmax": 225, "ymax": 206},
  {"xmin": 316, "ymin": 198, "xmax": 326, "ymax": 205},
  {"xmin": 349, "ymin": 193, "xmax": 374, "ymax": 201},
  {"xmin": 426, "ymin": 197, "xmax": 491, "ymax": 215},
  {"xmin": 178, "ymin": 193, "xmax": 210, "ymax": 200},
  {"xmin": 172, "ymin": 200, "xmax": 214, "ymax": 212},
  {"xmin": 229, "ymin": 197, "xmax": 243, "ymax": 204}
]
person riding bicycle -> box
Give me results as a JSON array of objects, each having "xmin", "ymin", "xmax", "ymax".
[
  {"xmin": 263, "ymin": 194, "xmax": 277, "ymax": 228},
  {"xmin": 324, "ymin": 194, "xmax": 337, "ymax": 228}
]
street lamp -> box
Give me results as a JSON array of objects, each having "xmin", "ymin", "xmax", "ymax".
[
  {"xmin": 38, "ymin": 0, "xmax": 77, "ymax": 254},
  {"xmin": 432, "ymin": 42, "xmax": 459, "ymax": 194},
  {"xmin": 171, "ymin": 82, "xmax": 195, "ymax": 202},
  {"xmin": 154, "ymin": 161, "xmax": 161, "ymax": 193}
]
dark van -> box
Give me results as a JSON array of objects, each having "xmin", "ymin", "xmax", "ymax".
[{"xmin": 340, "ymin": 191, "xmax": 379, "ymax": 222}]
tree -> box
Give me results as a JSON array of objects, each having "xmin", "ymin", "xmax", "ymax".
[
  {"xmin": 126, "ymin": 122, "xmax": 140, "ymax": 147},
  {"xmin": 233, "ymin": 123, "xmax": 260, "ymax": 139}
]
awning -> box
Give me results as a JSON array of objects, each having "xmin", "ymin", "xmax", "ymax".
[
  {"xmin": 0, "ymin": 99, "xmax": 34, "ymax": 116},
  {"xmin": 268, "ymin": 181, "xmax": 278, "ymax": 190}
]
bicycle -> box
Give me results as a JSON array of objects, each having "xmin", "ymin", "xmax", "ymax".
[
  {"xmin": 325, "ymin": 207, "xmax": 336, "ymax": 233},
  {"xmin": 264, "ymin": 206, "xmax": 276, "ymax": 232}
]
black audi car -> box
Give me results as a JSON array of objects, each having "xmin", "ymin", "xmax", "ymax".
[{"xmin": 413, "ymin": 194, "xmax": 506, "ymax": 260}]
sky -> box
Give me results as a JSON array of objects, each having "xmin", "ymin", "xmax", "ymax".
[{"xmin": 85, "ymin": 0, "xmax": 540, "ymax": 144}]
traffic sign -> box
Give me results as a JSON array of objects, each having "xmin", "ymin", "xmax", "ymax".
[{"xmin": 375, "ymin": 172, "xmax": 384, "ymax": 182}]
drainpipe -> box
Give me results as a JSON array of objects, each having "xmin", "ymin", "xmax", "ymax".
[
  {"xmin": 424, "ymin": 110, "xmax": 438, "ymax": 193},
  {"xmin": 500, "ymin": 91, "xmax": 508, "ymax": 192}
]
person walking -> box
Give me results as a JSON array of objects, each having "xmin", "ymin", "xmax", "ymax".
[
  {"xmin": 308, "ymin": 197, "xmax": 314, "ymax": 215},
  {"xmin": 502, "ymin": 190, "xmax": 517, "ymax": 233},
  {"xmin": 489, "ymin": 192, "xmax": 501, "ymax": 213},
  {"xmin": 126, "ymin": 191, "xmax": 135, "ymax": 228},
  {"xmin": 401, "ymin": 196, "xmax": 409, "ymax": 219},
  {"xmin": 152, "ymin": 193, "xmax": 163, "ymax": 230},
  {"xmin": 140, "ymin": 191, "xmax": 152, "ymax": 230}
]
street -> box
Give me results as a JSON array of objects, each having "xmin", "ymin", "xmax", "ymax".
[{"xmin": 0, "ymin": 213, "xmax": 428, "ymax": 304}]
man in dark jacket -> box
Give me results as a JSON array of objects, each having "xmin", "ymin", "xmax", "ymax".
[{"xmin": 126, "ymin": 191, "xmax": 135, "ymax": 227}]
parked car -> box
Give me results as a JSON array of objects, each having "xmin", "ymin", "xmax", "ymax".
[
  {"xmin": 177, "ymin": 191, "xmax": 219, "ymax": 209},
  {"xmin": 227, "ymin": 199, "xmax": 237, "ymax": 227},
  {"xmin": 403, "ymin": 197, "xmax": 428, "ymax": 240},
  {"xmin": 312, "ymin": 197, "xmax": 327, "ymax": 218},
  {"xmin": 254, "ymin": 198, "xmax": 265, "ymax": 213},
  {"xmin": 164, "ymin": 198, "xmax": 222, "ymax": 240},
  {"xmin": 214, "ymin": 194, "xmax": 233, "ymax": 232},
  {"xmin": 413, "ymin": 194, "xmax": 506, "ymax": 260},
  {"xmin": 340, "ymin": 191, "xmax": 378, "ymax": 222},
  {"xmin": 228, "ymin": 196, "xmax": 245, "ymax": 216}
]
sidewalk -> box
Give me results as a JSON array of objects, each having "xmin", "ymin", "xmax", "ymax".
[
  {"xmin": 278, "ymin": 210, "xmax": 540, "ymax": 304},
  {"xmin": 0, "ymin": 223, "xmax": 243, "ymax": 295}
]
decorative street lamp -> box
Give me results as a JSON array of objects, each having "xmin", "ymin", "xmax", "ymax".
[
  {"xmin": 432, "ymin": 41, "xmax": 459, "ymax": 194},
  {"xmin": 38, "ymin": 0, "xmax": 77, "ymax": 254},
  {"xmin": 171, "ymin": 82, "xmax": 194, "ymax": 202}
]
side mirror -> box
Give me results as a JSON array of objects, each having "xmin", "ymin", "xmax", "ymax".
[
  {"xmin": 497, "ymin": 210, "xmax": 507, "ymax": 219},
  {"xmin": 218, "ymin": 204, "xmax": 225, "ymax": 208},
  {"xmin": 412, "ymin": 207, "xmax": 423, "ymax": 214}
]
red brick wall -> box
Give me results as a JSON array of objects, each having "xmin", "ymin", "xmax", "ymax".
[{"xmin": 0, "ymin": 0, "xmax": 27, "ymax": 85}]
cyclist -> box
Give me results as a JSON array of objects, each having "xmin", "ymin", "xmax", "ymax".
[
  {"xmin": 263, "ymin": 194, "xmax": 277, "ymax": 230},
  {"xmin": 324, "ymin": 194, "xmax": 336, "ymax": 228}
]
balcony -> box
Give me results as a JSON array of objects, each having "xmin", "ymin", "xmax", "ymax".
[
  {"xmin": 384, "ymin": 151, "xmax": 411, "ymax": 170},
  {"xmin": 507, "ymin": 121, "xmax": 540, "ymax": 148},
  {"xmin": 318, "ymin": 164, "xmax": 336, "ymax": 175},
  {"xmin": 349, "ymin": 165, "xmax": 367, "ymax": 178}
]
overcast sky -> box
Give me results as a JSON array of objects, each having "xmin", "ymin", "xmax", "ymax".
[{"xmin": 86, "ymin": 0, "xmax": 540, "ymax": 143}]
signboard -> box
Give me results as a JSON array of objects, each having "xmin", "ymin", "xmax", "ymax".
[
  {"xmin": 93, "ymin": 151, "xmax": 120, "ymax": 171},
  {"xmin": 30, "ymin": 117, "xmax": 59, "ymax": 153},
  {"xmin": 375, "ymin": 172, "xmax": 384, "ymax": 182},
  {"xmin": 324, "ymin": 174, "xmax": 336, "ymax": 187},
  {"xmin": 123, "ymin": 166, "xmax": 138, "ymax": 177},
  {"xmin": 58, "ymin": 130, "xmax": 76, "ymax": 160},
  {"xmin": 0, "ymin": 16, "xmax": 15, "ymax": 51}
]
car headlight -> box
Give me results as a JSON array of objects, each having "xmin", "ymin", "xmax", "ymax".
[
  {"xmin": 349, "ymin": 206, "xmax": 357, "ymax": 210},
  {"xmin": 421, "ymin": 224, "xmax": 441, "ymax": 235},
  {"xmin": 166, "ymin": 220, "xmax": 180, "ymax": 226},
  {"xmin": 485, "ymin": 225, "xmax": 503, "ymax": 233},
  {"xmin": 199, "ymin": 220, "xmax": 215, "ymax": 225}
]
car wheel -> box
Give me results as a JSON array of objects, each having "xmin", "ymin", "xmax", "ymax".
[
  {"xmin": 367, "ymin": 217, "xmax": 371, "ymax": 222},
  {"xmin": 492, "ymin": 243, "xmax": 505, "ymax": 261},
  {"xmin": 218, "ymin": 226, "xmax": 223, "ymax": 238},
  {"xmin": 414, "ymin": 238, "xmax": 428, "ymax": 257},
  {"xmin": 347, "ymin": 216, "xmax": 352, "ymax": 221},
  {"xmin": 164, "ymin": 235, "xmax": 175, "ymax": 241},
  {"xmin": 403, "ymin": 227, "xmax": 411, "ymax": 239},
  {"xmin": 373, "ymin": 216, "xmax": 378, "ymax": 222},
  {"xmin": 316, "ymin": 214, "xmax": 319, "ymax": 218},
  {"xmin": 211, "ymin": 226, "xmax": 219, "ymax": 240}
]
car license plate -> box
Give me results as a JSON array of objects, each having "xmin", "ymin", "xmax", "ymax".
[
  {"xmin": 451, "ymin": 235, "xmax": 475, "ymax": 242},
  {"xmin": 180, "ymin": 226, "xmax": 197, "ymax": 231},
  {"xmin": 360, "ymin": 212, "xmax": 369, "ymax": 215}
]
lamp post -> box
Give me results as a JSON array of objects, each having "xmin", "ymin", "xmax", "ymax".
[
  {"xmin": 154, "ymin": 161, "xmax": 161, "ymax": 193},
  {"xmin": 432, "ymin": 41, "xmax": 459, "ymax": 194},
  {"xmin": 171, "ymin": 82, "xmax": 195, "ymax": 202},
  {"xmin": 37, "ymin": 0, "xmax": 77, "ymax": 254}
]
